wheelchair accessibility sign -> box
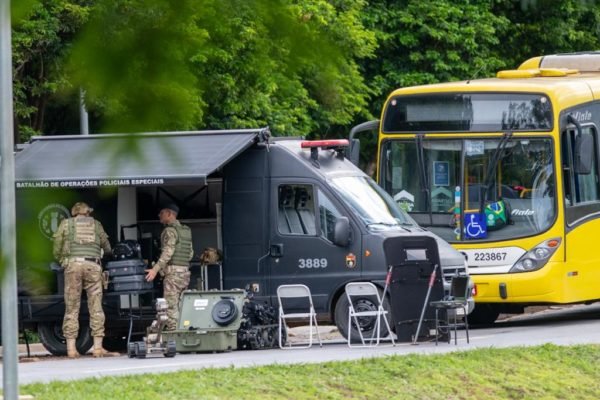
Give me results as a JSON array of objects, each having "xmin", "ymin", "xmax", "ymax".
[{"xmin": 464, "ymin": 213, "xmax": 487, "ymax": 239}]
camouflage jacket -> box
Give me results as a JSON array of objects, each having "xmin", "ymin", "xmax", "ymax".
[
  {"xmin": 52, "ymin": 216, "xmax": 111, "ymax": 265},
  {"xmin": 152, "ymin": 220, "xmax": 194, "ymax": 273}
]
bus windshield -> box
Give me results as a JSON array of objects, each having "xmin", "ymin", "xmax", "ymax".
[
  {"xmin": 330, "ymin": 175, "xmax": 417, "ymax": 230},
  {"xmin": 380, "ymin": 137, "xmax": 556, "ymax": 243}
]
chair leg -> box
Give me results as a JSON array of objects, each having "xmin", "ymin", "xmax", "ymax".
[
  {"xmin": 355, "ymin": 314, "xmax": 366, "ymax": 346},
  {"xmin": 434, "ymin": 308, "xmax": 439, "ymax": 346},
  {"xmin": 312, "ymin": 308, "xmax": 322, "ymax": 347},
  {"xmin": 307, "ymin": 311, "xmax": 313, "ymax": 348},
  {"xmin": 315, "ymin": 316, "xmax": 323, "ymax": 347},
  {"xmin": 453, "ymin": 311, "xmax": 458, "ymax": 345},
  {"xmin": 349, "ymin": 312, "xmax": 368, "ymax": 347},
  {"xmin": 464, "ymin": 307, "xmax": 470, "ymax": 344},
  {"xmin": 447, "ymin": 311, "xmax": 451, "ymax": 344},
  {"xmin": 382, "ymin": 310, "xmax": 396, "ymax": 346},
  {"xmin": 347, "ymin": 308, "xmax": 352, "ymax": 347},
  {"xmin": 374, "ymin": 314, "xmax": 381, "ymax": 346},
  {"xmin": 278, "ymin": 314, "xmax": 284, "ymax": 349}
]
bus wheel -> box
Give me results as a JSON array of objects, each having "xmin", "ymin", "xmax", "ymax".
[
  {"xmin": 38, "ymin": 322, "xmax": 93, "ymax": 356},
  {"xmin": 468, "ymin": 304, "xmax": 500, "ymax": 326},
  {"xmin": 334, "ymin": 288, "xmax": 391, "ymax": 343}
]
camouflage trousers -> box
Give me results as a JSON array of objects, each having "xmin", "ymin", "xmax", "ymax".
[
  {"xmin": 163, "ymin": 266, "xmax": 190, "ymax": 330},
  {"xmin": 63, "ymin": 260, "xmax": 105, "ymax": 339}
]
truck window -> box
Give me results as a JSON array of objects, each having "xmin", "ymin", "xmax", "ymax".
[
  {"xmin": 278, "ymin": 184, "xmax": 317, "ymax": 236},
  {"xmin": 317, "ymin": 189, "xmax": 343, "ymax": 242}
]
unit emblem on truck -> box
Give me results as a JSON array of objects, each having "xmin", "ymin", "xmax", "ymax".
[
  {"xmin": 345, "ymin": 253, "xmax": 357, "ymax": 269},
  {"xmin": 38, "ymin": 203, "xmax": 70, "ymax": 240}
]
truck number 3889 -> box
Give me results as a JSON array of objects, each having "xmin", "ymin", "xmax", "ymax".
[{"xmin": 298, "ymin": 258, "xmax": 328, "ymax": 269}]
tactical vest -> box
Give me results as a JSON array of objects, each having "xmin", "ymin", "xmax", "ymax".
[
  {"xmin": 169, "ymin": 223, "xmax": 193, "ymax": 266},
  {"xmin": 67, "ymin": 217, "xmax": 102, "ymax": 258}
]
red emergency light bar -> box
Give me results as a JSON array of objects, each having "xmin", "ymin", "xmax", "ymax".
[{"xmin": 300, "ymin": 139, "xmax": 350, "ymax": 149}]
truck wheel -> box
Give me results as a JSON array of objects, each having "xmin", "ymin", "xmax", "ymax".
[
  {"xmin": 468, "ymin": 304, "xmax": 500, "ymax": 326},
  {"xmin": 37, "ymin": 322, "xmax": 93, "ymax": 356},
  {"xmin": 334, "ymin": 288, "xmax": 391, "ymax": 343}
]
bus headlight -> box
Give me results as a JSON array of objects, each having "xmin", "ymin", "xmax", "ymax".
[{"xmin": 509, "ymin": 238, "xmax": 561, "ymax": 273}]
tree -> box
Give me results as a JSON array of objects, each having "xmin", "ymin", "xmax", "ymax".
[
  {"xmin": 362, "ymin": 0, "xmax": 510, "ymax": 115},
  {"xmin": 492, "ymin": 0, "xmax": 600, "ymax": 69},
  {"xmin": 12, "ymin": 0, "xmax": 91, "ymax": 142},
  {"xmin": 54, "ymin": 0, "xmax": 375, "ymax": 136}
]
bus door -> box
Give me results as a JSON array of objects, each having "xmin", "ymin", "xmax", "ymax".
[{"xmin": 562, "ymin": 122, "xmax": 600, "ymax": 299}]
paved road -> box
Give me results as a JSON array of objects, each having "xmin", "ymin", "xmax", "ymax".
[{"xmin": 5, "ymin": 303, "xmax": 600, "ymax": 387}]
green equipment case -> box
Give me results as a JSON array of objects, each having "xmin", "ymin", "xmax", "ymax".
[{"xmin": 163, "ymin": 289, "xmax": 245, "ymax": 353}]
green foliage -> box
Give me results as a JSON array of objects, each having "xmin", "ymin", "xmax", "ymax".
[
  {"xmin": 63, "ymin": 0, "xmax": 376, "ymax": 136},
  {"xmin": 12, "ymin": 0, "xmax": 91, "ymax": 141},
  {"xmin": 10, "ymin": 0, "xmax": 600, "ymax": 143},
  {"xmin": 362, "ymin": 0, "xmax": 510, "ymax": 113},
  {"xmin": 68, "ymin": 0, "xmax": 206, "ymax": 133},
  {"xmin": 19, "ymin": 344, "xmax": 600, "ymax": 399},
  {"xmin": 492, "ymin": 0, "xmax": 600, "ymax": 69},
  {"xmin": 194, "ymin": 0, "xmax": 376, "ymax": 137}
]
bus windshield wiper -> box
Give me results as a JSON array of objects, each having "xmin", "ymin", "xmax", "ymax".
[
  {"xmin": 478, "ymin": 132, "xmax": 513, "ymax": 213},
  {"xmin": 415, "ymin": 134, "xmax": 433, "ymax": 226}
]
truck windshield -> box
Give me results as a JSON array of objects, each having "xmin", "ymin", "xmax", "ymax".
[
  {"xmin": 330, "ymin": 175, "xmax": 417, "ymax": 229},
  {"xmin": 380, "ymin": 137, "xmax": 556, "ymax": 242}
]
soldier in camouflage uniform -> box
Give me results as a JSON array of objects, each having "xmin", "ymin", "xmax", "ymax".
[
  {"xmin": 145, "ymin": 204, "xmax": 193, "ymax": 330},
  {"xmin": 53, "ymin": 202, "xmax": 117, "ymax": 358}
]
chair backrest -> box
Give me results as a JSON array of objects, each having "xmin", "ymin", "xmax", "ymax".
[
  {"xmin": 449, "ymin": 275, "xmax": 470, "ymax": 300},
  {"xmin": 277, "ymin": 284, "xmax": 314, "ymax": 306},
  {"xmin": 345, "ymin": 282, "xmax": 381, "ymax": 305}
]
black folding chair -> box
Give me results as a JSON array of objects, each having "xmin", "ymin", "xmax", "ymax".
[{"xmin": 429, "ymin": 275, "xmax": 470, "ymax": 345}]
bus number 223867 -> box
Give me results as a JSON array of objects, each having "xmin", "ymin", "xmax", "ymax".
[{"xmin": 473, "ymin": 252, "xmax": 507, "ymax": 262}]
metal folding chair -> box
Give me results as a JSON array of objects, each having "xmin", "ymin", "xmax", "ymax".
[
  {"xmin": 429, "ymin": 275, "xmax": 470, "ymax": 345},
  {"xmin": 345, "ymin": 282, "xmax": 395, "ymax": 348},
  {"xmin": 277, "ymin": 284, "xmax": 322, "ymax": 349}
]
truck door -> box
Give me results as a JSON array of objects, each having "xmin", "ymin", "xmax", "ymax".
[{"xmin": 267, "ymin": 181, "xmax": 361, "ymax": 312}]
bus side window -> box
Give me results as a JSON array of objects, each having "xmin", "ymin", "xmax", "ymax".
[
  {"xmin": 563, "ymin": 126, "xmax": 600, "ymax": 208},
  {"xmin": 574, "ymin": 127, "xmax": 599, "ymax": 204},
  {"xmin": 561, "ymin": 129, "xmax": 574, "ymax": 206}
]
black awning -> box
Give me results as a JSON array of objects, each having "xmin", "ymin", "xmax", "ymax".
[{"xmin": 15, "ymin": 130, "xmax": 262, "ymax": 189}]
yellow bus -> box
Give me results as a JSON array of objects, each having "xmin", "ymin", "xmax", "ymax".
[{"xmin": 351, "ymin": 52, "xmax": 600, "ymax": 323}]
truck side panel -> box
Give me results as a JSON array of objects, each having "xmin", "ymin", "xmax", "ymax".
[{"xmin": 222, "ymin": 147, "xmax": 270, "ymax": 297}]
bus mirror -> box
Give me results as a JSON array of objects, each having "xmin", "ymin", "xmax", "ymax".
[
  {"xmin": 333, "ymin": 217, "xmax": 351, "ymax": 247},
  {"xmin": 348, "ymin": 139, "xmax": 360, "ymax": 166},
  {"xmin": 347, "ymin": 119, "xmax": 379, "ymax": 167},
  {"xmin": 574, "ymin": 133, "xmax": 593, "ymax": 175}
]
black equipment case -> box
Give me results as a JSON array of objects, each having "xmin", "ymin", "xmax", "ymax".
[
  {"xmin": 109, "ymin": 275, "xmax": 153, "ymax": 292},
  {"xmin": 105, "ymin": 259, "xmax": 147, "ymax": 277}
]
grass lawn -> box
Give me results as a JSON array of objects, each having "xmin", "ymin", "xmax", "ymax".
[{"xmin": 19, "ymin": 344, "xmax": 600, "ymax": 399}]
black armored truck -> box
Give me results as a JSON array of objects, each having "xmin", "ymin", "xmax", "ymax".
[{"xmin": 12, "ymin": 129, "xmax": 470, "ymax": 354}]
